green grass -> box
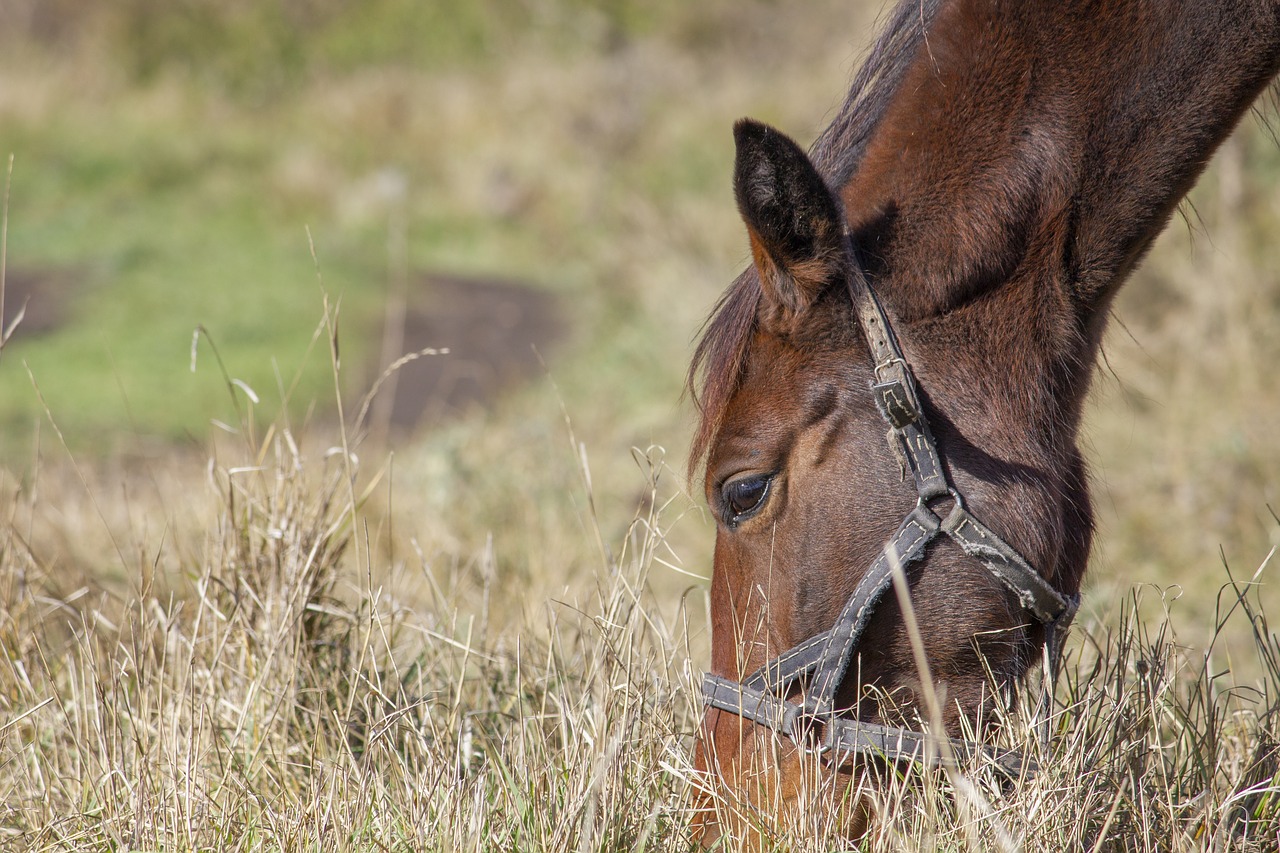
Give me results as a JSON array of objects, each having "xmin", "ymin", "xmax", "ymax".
[
  {"xmin": 0, "ymin": 90, "xmax": 368, "ymax": 450},
  {"xmin": 0, "ymin": 1, "xmax": 859, "ymax": 464},
  {"xmin": 0, "ymin": 19, "xmax": 739, "ymax": 456}
]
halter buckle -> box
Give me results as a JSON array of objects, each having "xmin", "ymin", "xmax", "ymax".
[{"xmin": 872, "ymin": 359, "xmax": 920, "ymax": 429}]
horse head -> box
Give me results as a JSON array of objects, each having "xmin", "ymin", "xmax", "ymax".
[{"xmin": 689, "ymin": 0, "xmax": 1280, "ymax": 839}]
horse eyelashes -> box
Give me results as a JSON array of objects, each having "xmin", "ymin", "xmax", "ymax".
[{"xmin": 723, "ymin": 475, "xmax": 773, "ymax": 524}]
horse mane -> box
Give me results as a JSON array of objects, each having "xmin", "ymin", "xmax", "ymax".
[{"xmin": 686, "ymin": 0, "xmax": 942, "ymax": 480}]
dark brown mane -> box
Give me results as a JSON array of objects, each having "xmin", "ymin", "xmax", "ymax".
[{"xmin": 686, "ymin": 0, "xmax": 942, "ymax": 479}]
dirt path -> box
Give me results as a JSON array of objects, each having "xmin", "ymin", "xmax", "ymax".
[
  {"xmin": 1, "ymin": 267, "xmax": 76, "ymax": 338},
  {"xmin": 366, "ymin": 272, "xmax": 565, "ymax": 435}
]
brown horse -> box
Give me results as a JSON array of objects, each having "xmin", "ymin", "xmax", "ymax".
[{"xmin": 688, "ymin": 0, "xmax": 1280, "ymax": 837}]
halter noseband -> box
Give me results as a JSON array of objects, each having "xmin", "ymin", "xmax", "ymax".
[{"xmin": 701, "ymin": 238, "xmax": 1079, "ymax": 778}]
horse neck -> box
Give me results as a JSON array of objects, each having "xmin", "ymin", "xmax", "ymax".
[{"xmin": 840, "ymin": 0, "xmax": 1280, "ymax": 407}]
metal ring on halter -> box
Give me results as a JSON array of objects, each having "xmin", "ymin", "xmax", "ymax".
[
  {"xmin": 783, "ymin": 704, "xmax": 833, "ymax": 756},
  {"xmin": 918, "ymin": 486, "xmax": 964, "ymax": 520}
]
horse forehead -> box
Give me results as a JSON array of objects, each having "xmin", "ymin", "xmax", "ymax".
[{"xmin": 712, "ymin": 342, "xmax": 850, "ymax": 456}]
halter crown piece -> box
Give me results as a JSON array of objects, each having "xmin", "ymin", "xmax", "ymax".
[{"xmin": 701, "ymin": 235, "xmax": 1080, "ymax": 778}]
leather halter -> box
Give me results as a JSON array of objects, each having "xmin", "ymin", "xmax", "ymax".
[{"xmin": 701, "ymin": 237, "xmax": 1080, "ymax": 778}]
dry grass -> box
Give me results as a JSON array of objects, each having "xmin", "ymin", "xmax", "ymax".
[
  {"xmin": 1, "ymin": 1, "xmax": 1279, "ymax": 849},
  {"xmin": 1086, "ymin": 129, "xmax": 1280, "ymax": 652},
  {"xmin": 1, "ymin": 318, "xmax": 1279, "ymax": 850},
  {"xmin": 0, "ymin": 327, "xmax": 705, "ymax": 849}
]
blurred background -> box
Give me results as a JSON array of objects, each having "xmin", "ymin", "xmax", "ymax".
[{"xmin": 0, "ymin": 0, "xmax": 1277, "ymax": 647}]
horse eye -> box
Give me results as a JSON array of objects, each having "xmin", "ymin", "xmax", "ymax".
[{"xmin": 722, "ymin": 475, "xmax": 772, "ymax": 523}]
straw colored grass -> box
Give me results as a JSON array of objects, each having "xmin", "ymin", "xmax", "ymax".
[
  {"xmin": 2, "ymin": 325, "xmax": 1279, "ymax": 850},
  {"xmin": 0, "ymin": 1, "xmax": 1278, "ymax": 849}
]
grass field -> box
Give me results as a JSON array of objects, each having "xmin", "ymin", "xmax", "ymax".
[{"xmin": 1, "ymin": 1, "xmax": 1280, "ymax": 848}]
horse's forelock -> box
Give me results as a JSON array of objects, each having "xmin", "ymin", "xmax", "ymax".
[{"xmin": 686, "ymin": 269, "xmax": 760, "ymax": 482}]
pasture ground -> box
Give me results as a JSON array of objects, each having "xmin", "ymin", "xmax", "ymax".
[{"xmin": 1, "ymin": 1, "xmax": 1279, "ymax": 848}]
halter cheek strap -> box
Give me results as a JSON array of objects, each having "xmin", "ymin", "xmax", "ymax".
[{"xmin": 701, "ymin": 243, "xmax": 1080, "ymax": 777}]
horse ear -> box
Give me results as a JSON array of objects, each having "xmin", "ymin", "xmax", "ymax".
[{"xmin": 733, "ymin": 119, "xmax": 845, "ymax": 327}]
